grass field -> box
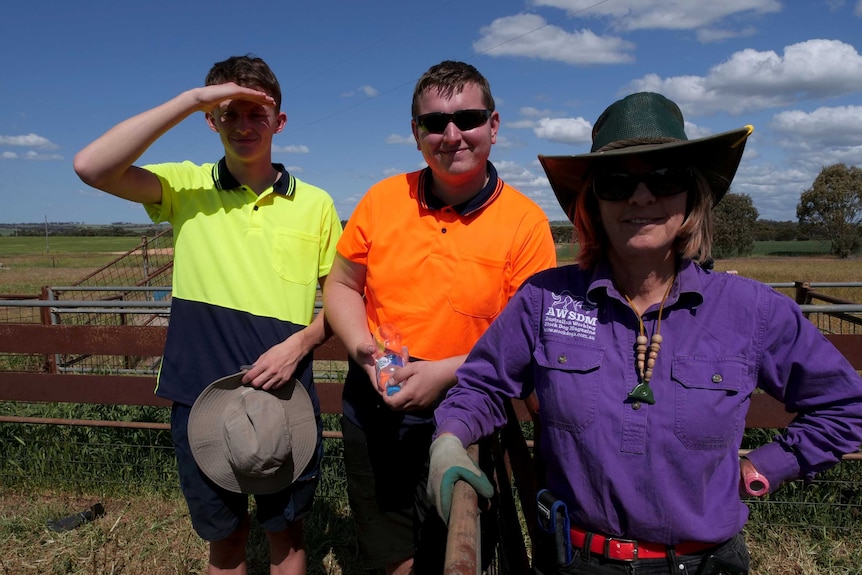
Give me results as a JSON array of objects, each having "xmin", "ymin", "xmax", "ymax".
[
  {"xmin": 0, "ymin": 236, "xmax": 860, "ymax": 574},
  {"xmin": 4, "ymin": 236, "xmax": 858, "ymax": 295},
  {"xmin": 0, "ymin": 236, "xmax": 151, "ymax": 293}
]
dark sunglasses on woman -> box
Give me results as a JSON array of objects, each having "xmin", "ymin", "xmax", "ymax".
[{"xmin": 592, "ymin": 166, "xmax": 697, "ymax": 202}]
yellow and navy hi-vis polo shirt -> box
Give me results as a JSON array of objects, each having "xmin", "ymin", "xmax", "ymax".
[{"xmin": 143, "ymin": 159, "xmax": 342, "ymax": 406}]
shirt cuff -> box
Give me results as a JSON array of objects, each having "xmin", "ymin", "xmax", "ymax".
[
  {"xmin": 745, "ymin": 440, "xmax": 801, "ymax": 491},
  {"xmin": 434, "ymin": 418, "xmax": 474, "ymax": 448}
]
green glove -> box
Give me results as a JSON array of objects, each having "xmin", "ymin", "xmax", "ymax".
[{"xmin": 427, "ymin": 434, "xmax": 494, "ymax": 524}]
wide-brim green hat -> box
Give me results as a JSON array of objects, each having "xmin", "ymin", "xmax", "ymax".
[{"xmin": 538, "ymin": 92, "xmax": 753, "ymax": 221}]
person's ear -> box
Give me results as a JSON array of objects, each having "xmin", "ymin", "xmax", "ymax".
[
  {"xmin": 275, "ymin": 111, "xmax": 287, "ymax": 134},
  {"xmin": 205, "ymin": 112, "xmax": 219, "ymax": 134},
  {"xmin": 489, "ymin": 110, "xmax": 500, "ymax": 145}
]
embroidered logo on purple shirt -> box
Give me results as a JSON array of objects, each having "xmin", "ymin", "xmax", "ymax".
[{"xmin": 545, "ymin": 291, "xmax": 598, "ymax": 340}]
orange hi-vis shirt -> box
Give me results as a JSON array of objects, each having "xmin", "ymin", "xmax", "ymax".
[{"xmin": 337, "ymin": 164, "xmax": 557, "ymax": 361}]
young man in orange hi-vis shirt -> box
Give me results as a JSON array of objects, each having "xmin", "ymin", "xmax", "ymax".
[{"xmin": 323, "ymin": 60, "xmax": 556, "ymax": 575}]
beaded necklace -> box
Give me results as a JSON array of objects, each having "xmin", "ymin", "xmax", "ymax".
[{"xmin": 623, "ymin": 276, "xmax": 675, "ymax": 405}]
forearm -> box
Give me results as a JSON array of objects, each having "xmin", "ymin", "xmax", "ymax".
[
  {"xmin": 293, "ymin": 308, "xmax": 331, "ymax": 355},
  {"xmin": 74, "ymin": 89, "xmax": 206, "ymax": 201},
  {"xmin": 322, "ymin": 281, "xmax": 373, "ymax": 356}
]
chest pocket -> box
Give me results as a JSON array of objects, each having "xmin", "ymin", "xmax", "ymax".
[
  {"xmin": 533, "ymin": 339, "xmax": 604, "ymax": 434},
  {"xmin": 446, "ymin": 253, "xmax": 508, "ymax": 319},
  {"xmin": 672, "ymin": 357, "xmax": 750, "ymax": 450},
  {"xmin": 272, "ymin": 229, "xmax": 319, "ymax": 285}
]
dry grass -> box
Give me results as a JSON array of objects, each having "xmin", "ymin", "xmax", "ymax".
[
  {"xmin": 3, "ymin": 487, "xmax": 859, "ymax": 575},
  {"xmin": 714, "ymin": 255, "xmax": 861, "ymax": 301},
  {"xmin": 0, "ymin": 488, "xmax": 365, "ymax": 575},
  {"xmin": 746, "ymin": 527, "xmax": 860, "ymax": 575},
  {"xmin": 0, "ymin": 254, "xmax": 119, "ymax": 294}
]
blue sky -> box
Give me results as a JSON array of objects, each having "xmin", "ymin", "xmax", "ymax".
[{"xmin": 2, "ymin": 0, "xmax": 861, "ymax": 224}]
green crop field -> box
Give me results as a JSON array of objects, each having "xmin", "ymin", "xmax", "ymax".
[{"xmin": 0, "ymin": 235, "xmax": 144, "ymax": 255}]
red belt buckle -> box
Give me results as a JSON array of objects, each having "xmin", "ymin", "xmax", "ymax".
[{"xmin": 604, "ymin": 537, "xmax": 638, "ymax": 561}]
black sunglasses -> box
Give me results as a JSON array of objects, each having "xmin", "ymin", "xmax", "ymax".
[
  {"xmin": 592, "ymin": 167, "xmax": 696, "ymax": 202},
  {"xmin": 415, "ymin": 109, "xmax": 491, "ymax": 134}
]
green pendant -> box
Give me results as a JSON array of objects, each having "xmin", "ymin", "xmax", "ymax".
[{"xmin": 627, "ymin": 382, "xmax": 655, "ymax": 404}]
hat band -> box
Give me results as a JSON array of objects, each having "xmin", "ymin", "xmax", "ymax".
[{"xmin": 595, "ymin": 137, "xmax": 683, "ymax": 153}]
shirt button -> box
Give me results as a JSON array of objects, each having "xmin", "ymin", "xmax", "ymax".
[
  {"xmin": 557, "ymin": 355, "xmax": 567, "ymax": 364},
  {"xmin": 712, "ymin": 374, "xmax": 723, "ymax": 383},
  {"xmin": 632, "ymin": 401, "xmax": 641, "ymax": 410},
  {"xmin": 441, "ymin": 228, "xmax": 447, "ymax": 234}
]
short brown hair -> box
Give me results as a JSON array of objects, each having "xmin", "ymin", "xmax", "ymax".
[
  {"xmin": 411, "ymin": 61, "xmax": 495, "ymax": 118},
  {"xmin": 574, "ymin": 169, "xmax": 714, "ymax": 269},
  {"xmin": 206, "ymin": 55, "xmax": 282, "ymax": 112}
]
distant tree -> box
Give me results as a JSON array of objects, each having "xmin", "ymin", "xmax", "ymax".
[
  {"xmin": 797, "ymin": 163, "xmax": 862, "ymax": 258},
  {"xmin": 712, "ymin": 192, "xmax": 758, "ymax": 259},
  {"xmin": 754, "ymin": 220, "xmax": 797, "ymax": 242},
  {"xmin": 550, "ymin": 224, "xmax": 576, "ymax": 244}
]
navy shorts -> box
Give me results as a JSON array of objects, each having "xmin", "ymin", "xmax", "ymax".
[{"xmin": 171, "ymin": 403, "xmax": 322, "ymax": 542}]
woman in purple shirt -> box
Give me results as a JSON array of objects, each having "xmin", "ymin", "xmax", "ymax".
[{"xmin": 428, "ymin": 92, "xmax": 862, "ymax": 574}]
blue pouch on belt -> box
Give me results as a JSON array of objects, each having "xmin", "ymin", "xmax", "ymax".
[{"xmin": 537, "ymin": 489, "xmax": 572, "ymax": 565}]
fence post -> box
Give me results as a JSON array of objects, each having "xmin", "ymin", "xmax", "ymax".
[
  {"xmin": 794, "ymin": 281, "xmax": 811, "ymax": 305},
  {"xmin": 39, "ymin": 286, "xmax": 57, "ymax": 374}
]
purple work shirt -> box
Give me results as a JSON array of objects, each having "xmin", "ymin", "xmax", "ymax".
[{"xmin": 436, "ymin": 259, "xmax": 862, "ymax": 544}]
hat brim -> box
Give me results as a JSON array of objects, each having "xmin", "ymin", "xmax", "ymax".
[
  {"xmin": 188, "ymin": 373, "xmax": 317, "ymax": 495},
  {"xmin": 539, "ymin": 126, "xmax": 753, "ymax": 221}
]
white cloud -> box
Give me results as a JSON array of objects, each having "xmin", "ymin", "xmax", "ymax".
[
  {"xmin": 385, "ymin": 134, "xmax": 415, "ymax": 145},
  {"xmin": 732, "ymin": 162, "xmax": 812, "ymax": 221},
  {"xmin": 3, "ymin": 150, "xmax": 64, "ymax": 161},
  {"xmin": 340, "ymin": 85, "xmax": 379, "ymax": 98},
  {"xmin": 494, "ymin": 159, "xmax": 568, "ymax": 218},
  {"xmin": 733, "ymin": 105, "xmax": 862, "ymax": 220},
  {"xmin": 771, "ymin": 106, "xmax": 862, "ymax": 148},
  {"xmin": 272, "ymin": 144, "xmax": 310, "ymax": 154},
  {"xmin": 507, "ymin": 119, "xmax": 537, "ymax": 129},
  {"xmin": 533, "ymin": 116, "xmax": 592, "ymax": 144},
  {"xmin": 684, "ymin": 121, "xmax": 714, "ymax": 140},
  {"xmin": 520, "ymin": 106, "xmax": 554, "ymax": 118},
  {"xmin": 696, "ymin": 26, "xmax": 757, "ymax": 43},
  {"xmin": 494, "ymin": 135, "xmax": 516, "ymax": 149},
  {"xmin": 531, "ymin": 0, "xmax": 781, "ymax": 31},
  {"xmin": 0, "ymin": 133, "xmax": 58, "ymax": 149},
  {"xmin": 474, "ymin": 14, "xmax": 635, "ymax": 65},
  {"xmin": 627, "ymin": 40, "xmax": 862, "ymax": 115}
]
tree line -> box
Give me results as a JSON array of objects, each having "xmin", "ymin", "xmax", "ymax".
[
  {"xmin": 713, "ymin": 163, "xmax": 861, "ymax": 258},
  {"xmin": 4, "ymin": 164, "xmax": 859, "ymax": 259}
]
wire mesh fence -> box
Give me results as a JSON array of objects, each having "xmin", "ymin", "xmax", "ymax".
[
  {"xmin": 1, "ymin": 240, "xmax": 862, "ymax": 572},
  {"xmin": 0, "ymin": 230, "xmax": 173, "ymax": 376}
]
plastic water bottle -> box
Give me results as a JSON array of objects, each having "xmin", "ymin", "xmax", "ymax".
[{"xmin": 374, "ymin": 323, "xmax": 407, "ymax": 396}]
